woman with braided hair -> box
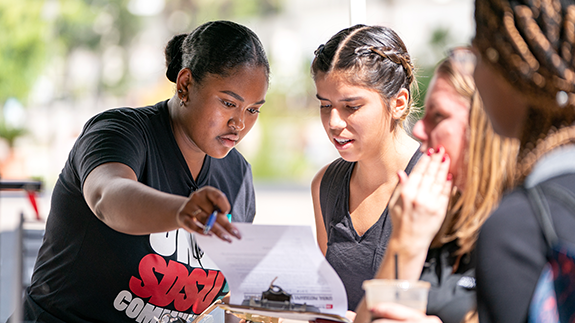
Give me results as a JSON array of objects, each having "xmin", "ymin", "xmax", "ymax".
[
  {"xmin": 19, "ymin": 20, "xmax": 268, "ymax": 323},
  {"xmin": 472, "ymin": 0, "xmax": 575, "ymax": 322},
  {"xmin": 310, "ymin": 25, "xmax": 422, "ymax": 317}
]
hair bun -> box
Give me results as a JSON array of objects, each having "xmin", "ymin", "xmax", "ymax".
[
  {"xmin": 165, "ymin": 33, "xmax": 188, "ymax": 83},
  {"xmin": 314, "ymin": 44, "xmax": 325, "ymax": 56}
]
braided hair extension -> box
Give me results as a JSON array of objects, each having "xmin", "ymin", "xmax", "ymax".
[
  {"xmin": 311, "ymin": 25, "xmax": 417, "ymax": 129},
  {"xmin": 475, "ymin": 0, "xmax": 575, "ymax": 180},
  {"xmin": 354, "ymin": 45, "xmax": 415, "ymax": 85}
]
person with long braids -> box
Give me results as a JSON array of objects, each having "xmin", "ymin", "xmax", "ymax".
[
  {"xmin": 20, "ymin": 20, "xmax": 268, "ymax": 323},
  {"xmin": 472, "ymin": 0, "xmax": 575, "ymax": 321},
  {"xmin": 355, "ymin": 51, "xmax": 517, "ymax": 323},
  {"xmin": 310, "ymin": 25, "xmax": 422, "ymax": 316}
]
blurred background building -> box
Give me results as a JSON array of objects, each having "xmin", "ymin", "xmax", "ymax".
[
  {"xmin": 0, "ymin": 0, "xmax": 475, "ymax": 220},
  {"xmin": 0, "ymin": 0, "xmax": 474, "ymax": 185},
  {"xmin": 0, "ymin": 0, "xmax": 474, "ymax": 320}
]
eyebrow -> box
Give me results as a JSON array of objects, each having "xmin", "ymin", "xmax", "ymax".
[
  {"xmin": 316, "ymin": 94, "xmax": 364, "ymax": 102},
  {"xmin": 221, "ymin": 90, "xmax": 265, "ymax": 105}
]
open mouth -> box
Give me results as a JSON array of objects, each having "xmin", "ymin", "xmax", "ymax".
[{"xmin": 334, "ymin": 138, "xmax": 353, "ymax": 145}]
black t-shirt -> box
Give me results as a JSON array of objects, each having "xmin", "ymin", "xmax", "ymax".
[
  {"xmin": 476, "ymin": 173, "xmax": 575, "ymax": 323},
  {"xmin": 319, "ymin": 150, "xmax": 422, "ymax": 311},
  {"xmin": 24, "ymin": 100, "xmax": 255, "ymax": 323},
  {"xmin": 420, "ymin": 240, "xmax": 476, "ymax": 323}
]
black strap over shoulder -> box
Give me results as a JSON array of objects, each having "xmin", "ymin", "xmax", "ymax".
[
  {"xmin": 319, "ymin": 158, "xmax": 353, "ymax": 239},
  {"xmin": 527, "ymin": 185, "xmax": 560, "ymax": 248},
  {"xmin": 525, "ymin": 145, "xmax": 575, "ymax": 248},
  {"xmin": 524, "ymin": 146, "xmax": 575, "ymax": 189},
  {"xmin": 318, "ymin": 150, "xmax": 422, "ymax": 240},
  {"xmin": 525, "ymin": 147, "xmax": 575, "ymax": 323}
]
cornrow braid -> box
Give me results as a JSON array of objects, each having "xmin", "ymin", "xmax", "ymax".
[
  {"xmin": 354, "ymin": 45, "xmax": 415, "ymax": 85},
  {"xmin": 516, "ymin": 113, "xmax": 575, "ymax": 180},
  {"xmin": 475, "ymin": 0, "xmax": 575, "ymax": 180},
  {"xmin": 475, "ymin": 0, "xmax": 575, "ymax": 102},
  {"xmin": 311, "ymin": 24, "xmax": 417, "ymax": 130},
  {"xmin": 331, "ymin": 25, "xmax": 370, "ymax": 72}
]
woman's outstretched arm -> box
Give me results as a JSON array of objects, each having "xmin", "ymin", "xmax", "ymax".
[{"xmin": 83, "ymin": 162, "xmax": 240, "ymax": 241}]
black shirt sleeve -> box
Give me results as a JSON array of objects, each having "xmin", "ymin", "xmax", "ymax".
[
  {"xmin": 421, "ymin": 242, "xmax": 476, "ymax": 323},
  {"xmin": 243, "ymin": 163, "xmax": 256, "ymax": 222},
  {"xmin": 208, "ymin": 149, "xmax": 256, "ymax": 223},
  {"xmin": 71, "ymin": 109, "xmax": 147, "ymax": 188}
]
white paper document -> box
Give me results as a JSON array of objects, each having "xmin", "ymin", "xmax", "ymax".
[{"xmin": 194, "ymin": 223, "xmax": 347, "ymax": 317}]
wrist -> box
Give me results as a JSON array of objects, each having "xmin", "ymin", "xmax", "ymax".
[
  {"xmin": 384, "ymin": 238, "xmax": 429, "ymax": 281},
  {"xmin": 388, "ymin": 235, "xmax": 430, "ymax": 259}
]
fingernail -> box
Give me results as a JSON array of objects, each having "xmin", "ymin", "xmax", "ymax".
[
  {"xmin": 447, "ymin": 173, "xmax": 453, "ymax": 181},
  {"xmin": 436, "ymin": 145, "xmax": 444, "ymax": 153},
  {"xmin": 223, "ymin": 234, "xmax": 232, "ymax": 243},
  {"xmin": 427, "ymin": 148, "xmax": 434, "ymax": 156},
  {"xmin": 193, "ymin": 218, "xmax": 205, "ymax": 229},
  {"xmin": 442, "ymin": 154, "xmax": 450, "ymax": 162},
  {"xmin": 232, "ymin": 229, "xmax": 242, "ymax": 239}
]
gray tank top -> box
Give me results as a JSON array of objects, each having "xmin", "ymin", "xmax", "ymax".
[{"xmin": 319, "ymin": 150, "xmax": 422, "ymax": 310}]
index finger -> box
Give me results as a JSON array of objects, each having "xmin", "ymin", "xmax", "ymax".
[
  {"xmin": 389, "ymin": 170, "xmax": 408, "ymax": 209},
  {"xmin": 210, "ymin": 212, "xmax": 242, "ymax": 241},
  {"xmin": 201, "ymin": 186, "xmax": 231, "ymax": 215},
  {"xmin": 402, "ymin": 148, "xmax": 433, "ymax": 194}
]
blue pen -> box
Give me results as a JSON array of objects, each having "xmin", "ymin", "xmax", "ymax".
[{"xmin": 203, "ymin": 210, "xmax": 218, "ymax": 234}]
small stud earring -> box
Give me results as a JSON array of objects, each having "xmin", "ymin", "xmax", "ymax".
[{"xmin": 178, "ymin": 89, "xmax": 182, "ymax": 93}]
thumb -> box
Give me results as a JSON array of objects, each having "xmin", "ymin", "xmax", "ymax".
[
  {"xmin": 397, "ymin": 170, "xmax": 409, "ymax": 185},
  {"xmin": 389, "ymin": 170, "xmax": 408, "ymax": 206}
]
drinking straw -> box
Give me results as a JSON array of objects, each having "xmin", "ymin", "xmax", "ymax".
[{"xmin": 394, "ymin": 253, "xmax": 398, "ymax": 279}]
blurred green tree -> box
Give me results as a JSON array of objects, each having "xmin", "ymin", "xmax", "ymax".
[
  {"xmin": 53, "ymin": 0, "xmax": 141, "ymax": 95},
  {"xmin": 0, "ymin": 0, "xmax": 47, "ymax": 104},
  {"xmin": 0, "ymin": 0, "xmax": 142, "ymax": 140},
  {"xmin": 0, "ymin": 0, "xmax": 47, "ymax": 146},
  {"xmin": 413, "ymin": 26, "xmax": 454, "ymax": 115},
  {"xmin": 164, "ymin": 0, "xmax": 281, "ymax": 25}
]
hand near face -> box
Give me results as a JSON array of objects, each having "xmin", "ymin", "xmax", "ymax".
[
  {"xmin": 176, "ymin": 186, "xmax": 241, "ymax": 242},
  {"xmin": 370, "ymin": 303, "xmax": 442, "ymax": 323},
  {"xmin": 388, "ymin": 146, "xmax": 453, "ymax": 251}
]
